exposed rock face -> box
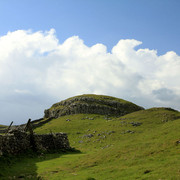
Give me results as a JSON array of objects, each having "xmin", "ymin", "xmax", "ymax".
[{"xmin": 44, "ymin": 94, "xmax": 144, "ymax": 119}]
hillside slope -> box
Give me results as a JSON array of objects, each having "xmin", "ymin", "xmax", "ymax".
[
  {"xmin": 37, "ymin": 108, "xmax": 180, "ymax": 179},
  {"xmin": 1, "ymin": 105, "xmax": 179, "ymax": 179}
]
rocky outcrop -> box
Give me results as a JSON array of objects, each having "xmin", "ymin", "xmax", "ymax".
[{"xmin": 44, "ymin": 94, "xmax": 144, "ymax": 119}]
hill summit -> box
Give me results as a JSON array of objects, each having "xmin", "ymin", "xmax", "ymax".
[{"xmin": 44, "ymin": 94, "xmax": 144, "ymax": 119}]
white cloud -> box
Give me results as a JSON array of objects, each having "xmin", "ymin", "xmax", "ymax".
[{"xmin": 0, "ymin": 29, "xmax": 180, "ymax": 125}]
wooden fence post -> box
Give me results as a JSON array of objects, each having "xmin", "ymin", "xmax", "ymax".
[{"xmin": 5, "ymin": 121, "xmax": 13, "ymax": 135}]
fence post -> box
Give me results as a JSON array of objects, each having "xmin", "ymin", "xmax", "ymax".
[{"xmin": 5, "ymin": 121, "xmax": 13, "ymax": 135}]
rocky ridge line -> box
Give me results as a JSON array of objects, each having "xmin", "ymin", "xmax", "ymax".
[{"xmin": 44, "ymin": 95, "xmax": 144, "ymax": 119}]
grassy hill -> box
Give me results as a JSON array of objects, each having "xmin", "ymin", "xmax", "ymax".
[
  {"xmin": 44, "ymin": 94, "xmax": 144, "ymax": 119},
  {"xmin": 0, "ymin": 95, "xmax": 180, "ymax": 179},
  {"xmin": 0, "ymin": 125, "xmax": 7, "ymax": 128}
]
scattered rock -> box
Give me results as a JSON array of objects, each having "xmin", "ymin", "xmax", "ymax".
[
  {"xmin": 144, "ymin": 170, "xmax": 151, "ymax": 174},
  {"xmin": 82, "ymin": 134, "xmax": 94, "ymax": 138},
  {"xmin": 107, "ymin": 131, "xmax": 115, "ymax": 135},
  {"xmin": 104, "ymin": 116, "xmax": 112, "ymax": 120},
  {"xmin": 129, "ymin": 122, "xmax": 142, "ymax": 126},
  {"xmin": 102, "ymin": 145, "xmax": 110, "ymax": 149},
  {"xmin": 175, "ymin": 140, "xmax": 180, "ymax": 145},
  {"xmin": 126, "ymin": 130, "xmax": 134, "ymax": 134},
  {"xmin": 81, "ymin": 117, "xmax": 95, "ymax": 120},
  {"xmin": 121, "ymin": 130, "xmax": 134, "ymax": 134}
]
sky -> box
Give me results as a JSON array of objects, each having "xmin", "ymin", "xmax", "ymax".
[{"xmin": 0, "ymin": 0, "xmax": 180, "ymax": 125}]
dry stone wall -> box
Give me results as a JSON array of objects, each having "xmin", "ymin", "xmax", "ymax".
[{"xmin": 0, "ymin": 130, "xmax": 70, "ymax": 156}]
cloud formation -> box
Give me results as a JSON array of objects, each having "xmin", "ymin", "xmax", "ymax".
[{"xmin": 0, "ymin": 29, "xmax": 180, "ymax": 124}]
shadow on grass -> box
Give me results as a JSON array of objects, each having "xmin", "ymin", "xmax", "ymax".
[{"xmin": 0, "ymin": 148, "xmax": 81, "ymax": 180}]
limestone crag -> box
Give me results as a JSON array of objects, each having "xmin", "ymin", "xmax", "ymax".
[{"xmin": 44, "ymin": 95, "xmax": 144, "ymax": 119}]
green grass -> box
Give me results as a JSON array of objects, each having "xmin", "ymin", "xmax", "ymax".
[
  {"xmin": 49, "ymin": 94, "xmax": 143, "ymax": 111},
  {"xmin": 0, "ymin": 125, "xmax": 7, "ymax": 128},
  {"xmin": 57, "ymin": 94, "xmax": 130, "ymax": 103},
  {"xmin": 0, "ymin": 108, "xmax": 180, "ymax": 179}
]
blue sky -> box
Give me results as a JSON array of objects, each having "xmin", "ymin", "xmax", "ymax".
[
  {"xmin": 0, "ymin": 0, "xmax": 180, "ymax": 55},
  {"xmin": 0, "ymin": 0, "xmax": 180, "ymax": 125}
]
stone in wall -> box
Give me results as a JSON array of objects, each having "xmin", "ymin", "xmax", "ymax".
[{"xmin": 0, "ymin": 130, "xmax": 71, "ymax": 156}]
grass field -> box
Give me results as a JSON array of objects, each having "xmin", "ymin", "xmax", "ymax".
[{"xmin": 0, "ymin": 108, "xmax": 180, "ymax": 179}]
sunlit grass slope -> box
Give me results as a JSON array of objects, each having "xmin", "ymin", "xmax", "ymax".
[{"xmin": 2, "ymin": 107, "xmax": 179, "ymax": 179}]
